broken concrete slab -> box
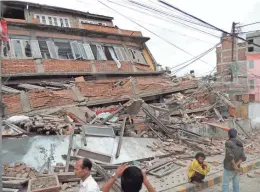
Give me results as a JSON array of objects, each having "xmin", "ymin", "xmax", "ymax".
[{"xmin": 75, "ymin": 148, "xmax": 112, "ymax": 164}]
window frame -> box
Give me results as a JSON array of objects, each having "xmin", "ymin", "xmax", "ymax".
[
  {"xmin": 249, "ymin": 79, "xmax": 255, "ymax": 90},
  {"xmin": 34, "ymin": 14, "xmax": 71, "ymax": 27},
  {"xmin": 249, "ymin": 60, "xmax": 254, "ymax": 69},
  {"xmin": 10, "ymin": 39, "xmax": 33, "ymax": 59}
]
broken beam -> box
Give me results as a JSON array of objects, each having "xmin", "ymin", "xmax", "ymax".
[{"xmin": 115, "ymin": 116, "xmax": 127, "ymax": 158}]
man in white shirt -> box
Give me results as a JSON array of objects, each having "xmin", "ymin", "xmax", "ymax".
[{"xmin": 74, "ymin": 158, "xmax": 100, "ymax": 192}]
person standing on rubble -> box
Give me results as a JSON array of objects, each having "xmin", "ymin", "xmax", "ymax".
[
  {"xmin": 74, "ymin": 158, "xmax": 100, "ymax": 192},
  {"xmin": 102, "ymin": 164, "xmax": 156, "ymax": 192},
  {"xmin": 188, "ymin": 152, "xmax": 210, "ymax": 183},
  {"xmin": 222, "ymin": 128, "xmax": 246, "ymax": 192}
]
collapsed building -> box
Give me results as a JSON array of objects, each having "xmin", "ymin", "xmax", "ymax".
[{"xmin": 2, "ymin": 1, "xmax": 260, "ymax": 192}]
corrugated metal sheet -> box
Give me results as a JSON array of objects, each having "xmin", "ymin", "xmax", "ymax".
[{"xmin": 3, "ymin": 135, "xmax": 163, "ymax": 171}]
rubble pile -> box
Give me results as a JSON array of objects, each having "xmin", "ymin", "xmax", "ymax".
[{"xmin": 3, "ymin": 163, "xmax": 38, "ymax": 179}]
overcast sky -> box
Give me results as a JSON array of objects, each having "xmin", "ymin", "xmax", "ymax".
[{"xmin": 12, "ymin": 0, "xmax": 260, "ymax": 76}]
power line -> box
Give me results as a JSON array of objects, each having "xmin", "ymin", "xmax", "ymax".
[
  {"xmin": 239, "ymin": 22, "xmax": 260, "ymax": 28},
  {"xmin": 172, "ymin": 42, "xmax": 220, "ymax": 73},
  {"xmin": 132, "ymin": 19, "xmax": 216, "ymax": 44},
  {"xmin": 96, "ymin": 0, "xmax": 214, "ymax": 67},
  {"xmin": 159, "ymin": 0, "xmax": 260, "ymax": 48},
  {"xmin": 127, "ymin": 0, "xmax": 216, "ymax": 30},
  {"xmin": 107, "ymin": 0, "xmax": 221, "ymax": 39}
]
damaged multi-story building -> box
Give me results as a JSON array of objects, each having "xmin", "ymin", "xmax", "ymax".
[{"xmin": 1, "ymin": 1, "xmax": 198, "ymax": 116}]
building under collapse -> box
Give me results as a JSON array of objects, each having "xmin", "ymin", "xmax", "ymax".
[{"xmin": 1, "ymin": 1, "xmax": 200, "ymax": 116}]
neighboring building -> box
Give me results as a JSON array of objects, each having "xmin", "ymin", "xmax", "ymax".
[{"xmin": 0, "ymin": 1, "xmax": 159, "ymax": 86}]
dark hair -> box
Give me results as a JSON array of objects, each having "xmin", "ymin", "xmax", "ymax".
[
  {"xmin": 228, "ymin": 128, "xmax": 237, "ymax": 138},
  {"xmin": 195, "ymin": 152, "xmax": 206, "ymax": 160},
  {"xmin": 121, "ymin": 166, "xmax": 143, "ymax": 192},
  {"xmin": 82, "ymin": 158, "xmax": 92, "ymax": 170}
]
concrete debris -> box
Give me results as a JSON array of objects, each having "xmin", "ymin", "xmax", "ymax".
[{"xmin": 3, "ymin": 163, "xmax": 38, "ymax": 179}]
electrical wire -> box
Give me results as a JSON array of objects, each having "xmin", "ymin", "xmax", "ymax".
[
  {"xmin": 107, "ymin": 0, "xmax": 221, "ymax": 39},
  {"xmin": 171, "ymin": 42, "xmax": 220, "ymax": 73},
  {"xmin": 239, "ymin": 22, "xmax": 260, "ymax": 28},
  {"xmin": 127, "ymin": 0, "xmax": 216, "ymax": 30},
  {"xmin": 96, "ymin": 0, "xmax": 214, "ymax": 67},
  {"xmin": 132, "ymin": 19, "xmax": 216, "ymax": 44},
  {"xmin": 159, "ymin": 0, "xmax": 260, "ymax": 48}
]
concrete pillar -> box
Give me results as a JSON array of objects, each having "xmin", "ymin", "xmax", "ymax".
[
  {"xmin": 70, "ymin": 86, "xmax": 85, "ymax": 102},
  {"xmin": 91, "ymin": 60, "xmax": 96, "ymax": 73},
  {"xmin": 24, "ymin": 8, "xmax": 32, "ymax": 23},
  {"xmin": 35, "ymin": 59, "xmax": 45, "ymax": 73},
  {"xmin": 20, "ymin": 91, "xmax": 31, "ymax": 112}
]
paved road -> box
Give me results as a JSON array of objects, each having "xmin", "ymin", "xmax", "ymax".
[{"xmin": 201, "ymin": 173, "xmax": 260, "ymax": 192}]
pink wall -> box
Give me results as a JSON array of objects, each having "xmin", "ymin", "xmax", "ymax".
[{"xmin": 247, "ymin": 53, "xmax": 260, "ymax": 101}]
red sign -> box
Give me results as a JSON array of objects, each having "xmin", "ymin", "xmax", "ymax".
[{"xmin": 0, "ymin": 20, "xmax": 8, "ymax": 42}]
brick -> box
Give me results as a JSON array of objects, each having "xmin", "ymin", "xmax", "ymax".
[
  {"xmin": 36, "ymin": 32, "xmax": 81, "ymax": 40},
  {"xmin": 43, "ymin": 60, "xmax": 91, "ymax": 73},
  {"xmin": 28, "ymin": 89, "xmax": 75, "ymax": 110},
  {"xmin": 5, "ymin": 18, "xmax": 28, "ymax": 23},
  {"xmin": 95, "ymin": 61, "xmax": 118, "ymax": 72},
  {"xmin": 134, "ymin": 64, "xmax": 152, "ymax": 71},
  {"xmin": 2, "ymin": 94, "xmax": 22, "ymax": 114},
  {"xmin": 2, "ymin": 59, "xmax": 36, "ymax": 74}
]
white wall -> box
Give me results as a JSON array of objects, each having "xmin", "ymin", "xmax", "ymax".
[{"xmin": 248, "ymin": 102, "xmax": 260, "ymax": 129}]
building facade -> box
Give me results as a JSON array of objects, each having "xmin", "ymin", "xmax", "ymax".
[{"xmin": 1, "ymin": 1, "xmax": 158, "ymax": 85}]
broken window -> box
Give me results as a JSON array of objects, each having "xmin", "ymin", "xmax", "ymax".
[
  {"xmin": 47, "ymin": 41, "xmax": 59, "ymax": 59},
  {"xmin": 0, "ymin": 41, "xmax": 12, "ymax": 58},
  {"xmin": 55, "ymin": 41, "xmax": 74, "ymax": 59},
  {"xmin": 39, "ymin": 40, "xmax": 51, "ymax": 59},
  {"xmin": 103, "ymin": 46, "xmax": 116, "ymax": 61},
  {"xmin": 90, "ymin": 44, "xmax": 107, "ymax": 60},
  {"xmin": 82, "ymin": 43, "xmax": 95, "ymax": 60},
  {"xmin": 11, "ymin": 39, "xmax": 32, "ymax": 58},
  {"xmin": 3, "ymin": 6, "xmax": 25, "ymax": 19},
  {"xmin": 114, "ymin": 46, "xmax": 129, "ymax": 61},
  {"xmin": 80, "ymin": 19, "xmax": 107, "ymax": 26},
  {"xmin": 70, "ymin": 41, "xmax": 82, "ymax": 59},
  {"xmin": 128, "ymin": 48, "xmax": 147, "ymax": 64}
]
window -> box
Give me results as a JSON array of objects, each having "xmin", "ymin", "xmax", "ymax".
[
  {"xmin": 235, "ymin": 95, "xmax": 242, "ymax": 101},
  {"xmin": 36, "ymin": 15, "xmax": 40, "ymax": 22},
  {"xmin": 80, "ymin": 19, "xmax": 107, "ymax": 26},
  {"xmin": 114, "ymin": 47, "xmax": 129, "ymax": 61},
  {"xmin": 41, "ymin": 16, "xmax": 46, "ymax": 24},
  {"xmin": 249, "ymin": 94, "xmax": 255, "ymax": 102},
  {"xmin": 250, "ymin": 79, "xmax": 255, "ymax": 90},
  {"xmin": 53, "ymin": 17, "xmax": 58, "ymax": 26},
  {"xmin": 48, "ymin": 17, "xmax": 53, "ymax": 25},
  {"xmin": 0, "ymin": 41, "xmax": 11, "ymax": 58},
  {"xmin": 90, "ymin": 44, "xmax": 107, "ymax": 60},
  {"xmin": 248, "ymin": 47, "xmax": 254, "ymax": 52},
  {"xmin": 248, "ymin": 39, "xmax": 253, "ymax": 44},
  {"xmin": 38, "ymin": 39, "xmax": 95, "ymax": 60},
  {"xmin": 3, "ymin": 6, "xmax": 25, "ymax": 19},
  {"xmin": 64, "ymin": 19, "xmax": 69, "ymax": 27},
  {"xmin": 60, "ymin": 18, "xmax": 64, "ymax": 27},
  {"xmin": 128, "ymin": 48, "xmax": 147, "ymax": 64},
  {"xmin": 34, "ymin": 14, "xmax": 70, "ymax": 27},
  {"xmin": 1, "ymin": 38, "xmax": 42, "ymax": 59},
  {"xmin": 249, "ymin": 60, "xmax": 254, "ymax": 69}
]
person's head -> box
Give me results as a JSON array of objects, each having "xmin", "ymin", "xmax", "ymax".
[
  {"xmin": 74, "ymin": 158, "xmax": 92, "ymax": 179},
  {"xmin": 195, "ymin": 152, "xmax": 206, "ymax": 164},
  {"xmin": 228, "ymin": 128, "xmax": 237, "ymax": 138},
  {"xmin": 121, "ymin": 166, "xmax": 143, "ymax": 192}
]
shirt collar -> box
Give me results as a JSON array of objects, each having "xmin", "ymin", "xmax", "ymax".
[{"xmin": 81, "ymin": 175, "xmax": 93, "ymax": 187}]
